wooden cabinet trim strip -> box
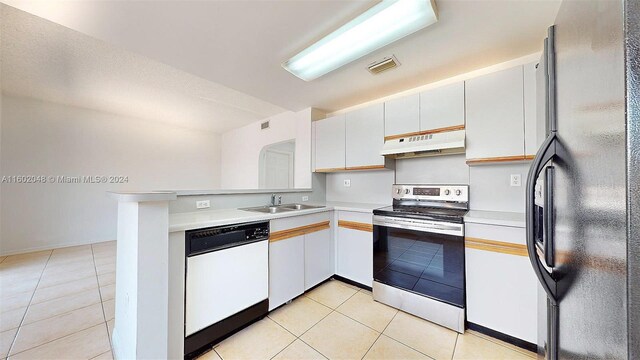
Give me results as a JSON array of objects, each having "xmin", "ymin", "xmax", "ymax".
[
  {"xmin": 315, "ymin": 167, "xmax": 347, "ymax": 173},
  {"xmin": 270, "ymin": 221, "xmax": 330, "ymax": 243},
  {"xmin": 465, "ymin": 237, "xmax": 528, "ymax": 257},
  {"xmin": 384, "ymin": 125, "xmax": 465, "ymax": 141},
  {"xmin": 338, "ymin": 220, "xmax": 373, "ymax": 233},
  {"xmin": 466, "ymin": 155, "xmax": 535, "ymax": 165},
  {"xmin": 344, "ymin": 165, "xmax": 386, "ymax": 171},
  {"xmin": 316, "ymin": 165, "xmax": 388, "ymax": 172}
]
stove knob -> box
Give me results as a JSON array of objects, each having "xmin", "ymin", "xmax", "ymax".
[
  {"xmin": 444, "ymin": 189, "xmax": 451, "ymax": 195},
  {"xmin": 455, "ymin": 189, "xmax": 462, "ymax": 196},
  {"xmin": 405, "ymin": 189, "xmax": 410, "ymax": 194},
  {"xmin": 396, "ymin": 188, "xmax": 401, "ymax": 194}
]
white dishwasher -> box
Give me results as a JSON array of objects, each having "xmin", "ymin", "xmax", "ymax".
[{"xmin": 184, "ymin": 221, "xmax": 269, "ymax": 358}]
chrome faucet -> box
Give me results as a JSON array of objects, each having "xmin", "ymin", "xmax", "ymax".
[{"xmin": 270, "ymin": 194, "xmax": 282, "ymax": 206}]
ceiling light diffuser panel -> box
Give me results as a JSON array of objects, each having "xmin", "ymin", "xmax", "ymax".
[{"xmin": 282, "ymin": 0, "xmax": 438, "ymax": 81}]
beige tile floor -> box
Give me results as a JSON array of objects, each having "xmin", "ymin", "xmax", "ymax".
[
  {"xmin": 0, "ymin": 242, "xmax": 115, "ymax": 359},
  {"xmin": 1, "ymin": 244, "xmax": 535, "ymax": 360},
  {"xmin": 200, "ymin": 280, "xmax": 536, "ymax": 360}
]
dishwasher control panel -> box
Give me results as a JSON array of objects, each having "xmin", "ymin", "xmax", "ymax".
[{"xmin": 185, "ymin": 221, "xmax": 269, "ymax": 257}]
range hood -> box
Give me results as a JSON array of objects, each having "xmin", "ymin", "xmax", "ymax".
[{"xmin": 380, "ymin": 129, "xmax": 465, "ymax": 159}]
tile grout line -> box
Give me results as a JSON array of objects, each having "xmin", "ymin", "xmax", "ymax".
[
  {"xmin": 267, "ymin": 282, "xmax": 362, "ymax": 360},
  {"xmin": 7, "ymin": 250, "xmax": 111, "ymax": 357},
  {"xmin": 451, "ymin": 333, "xmax": 460, "ymax": 360},
  {"xmin": 89, "ymin": 349, "xmax": 112, "ymax": 360},
  {"xmin": 359, "ymin": 310, "xmax": 398, "ymax": 360},
  {"xmin": 91, "ymin": 244, "xmax": 113, "ymax": 352},
  {"xmin": 29, "ymin": 275, "xmax": 102, "ymax": 306},
  {"xmin": 361, "ymin": 309, "xmax": 440, "ymax": 360},
  {"xmin": 8, "ymin": 322, "xmax": 108, "ymax": 358},
  {"xmin": 6, "ymin": 250, "xmax": 53, "ymax": 358}
]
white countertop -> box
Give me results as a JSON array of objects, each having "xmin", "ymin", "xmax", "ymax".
[
  {"xmin": 324, "ymin": 201, "xmax": 388, "ymax": 213},
  {"xmin": 169, "ymin": 201, "xmax": 387, "ymax": 232},
  {"xmin": 464, "ymin": 210, "xmax": 526, "ymax": 228}
]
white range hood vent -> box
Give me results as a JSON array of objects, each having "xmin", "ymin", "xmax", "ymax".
[{"xmin": 380, "ymin": 129, "xmax": 466, "ymax": 159}]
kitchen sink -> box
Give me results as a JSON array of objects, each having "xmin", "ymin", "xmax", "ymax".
[
  {"xmin": 240, "ymin": 203, "xmax": 324, "ymax": 213},
  {"xmin": 280, "ymin": 203, "xmax": 324, "ymax": 210},
  {"xmin": 240, "ymin": 205, "xmax": 294, "ymax": 214}
]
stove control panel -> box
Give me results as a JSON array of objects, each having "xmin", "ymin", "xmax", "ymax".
[{"xmin": 392, "ymin": 184, "xmax": 469, "ymax": 202}]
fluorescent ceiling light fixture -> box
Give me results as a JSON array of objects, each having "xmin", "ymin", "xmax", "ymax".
[{"xmin": 282, "ymin": 0, "xmax": 438, "ymax": 81}]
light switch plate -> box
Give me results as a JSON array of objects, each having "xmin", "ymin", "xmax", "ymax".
[
  {"xmin": 510, "ymin": 174, "xmax": 522, "ymax": 187},
  {"xmin": 302, "ymin": 196, "xmax": 309, "ymax": 202},
  {"xmin": 196, "ymin": 200, "xmax": 210, "ymax": 209},
  {"xmin": 344, "ymin": 179, "xmax": 351, "ymax": 187}
]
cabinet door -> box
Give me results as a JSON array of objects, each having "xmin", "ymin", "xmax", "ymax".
[
  {"xmin": 345, "ymin": 103, "xmax": 385, "ymax": 168},
  {"xmin": 524, "ymin": 61, "xmax": 540, "ymax": 155},
  {"xmin": 315, "ymin": 114, "xmax": 345, "ymax": 171},
  {"xmin": 420, "ymin": 81, "xmax": 465, "ymax": 130},
  {"xmin": 465, "ymin": 223, "xmax": 537, "ymax": 343},
  {"xmin": 269, "ymin": 236, "xmax": 304, "ymax": 310},
  {"xmin": 465, "ymin": 66, "xmax": 525, "ymax": 159},
  {"xmin": 384, "ymin": 94, "xmax": 420, "ymax": 137},
  {"xmin": 336, "ymin": 228, "xmax": 373, "ymax": 287},
  {"xmin": 304, "ymin": 228, "xmax": 333, "ymax": 290}
]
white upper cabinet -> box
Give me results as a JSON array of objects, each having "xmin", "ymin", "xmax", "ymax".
[
  {"xmin": 345, "ymin": 103, "xmax": 385, "ymax": 168},
  {"xmin": 465, "ymin": 66, "xmax": 525, "ymax": 160},
  {"xmin": 524, "ymin": 61, "xmax": 541, "ymax": 155},
  {"xmin": 314, "ymin": 114, "xmax": 345, "ymax": 171},
  {"xmin": 420, "ymin": 81, "xmax": 465, "ymax": 131},
  {"xmin": 384, "ymin": 94, "xmax": 420, "ymax": 137}
]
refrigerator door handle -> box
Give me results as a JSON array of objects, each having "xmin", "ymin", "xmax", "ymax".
[
  {"xmin": 543, "ymin": 166, "xmax": 555, "ymax": 267},
  {"xmin": 526, "ymin": 132, "xmax": 558, "ymax": 303},
  {"xmin": 547, "ymin": 25, "xmax": 557, "ymax": 133}
]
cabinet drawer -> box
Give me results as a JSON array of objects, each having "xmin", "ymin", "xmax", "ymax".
[
  {"xmin": 337, "ymin": 211, "xmax": 372, "ymax": 225},
  {"xmin": 270, "ymin": 211, "xmax": 331, "ymax": 233}
]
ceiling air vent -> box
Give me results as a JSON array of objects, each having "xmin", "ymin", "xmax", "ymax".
[
  {"xmin": 368, "ymin": 56, "xmax": 400, "ymax": 75},
  {"xmin": 261, "ymin": 121, "xmax": 270, "ymax": 130}
]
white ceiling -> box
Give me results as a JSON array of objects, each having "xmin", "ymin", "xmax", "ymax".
[
  {"xmin": 2, "ymin": 0, "xmax": 560, "ymax": 116},
  {"xmin": 0, "ymin": 4, "xmax": 287, "ymax": 133}
]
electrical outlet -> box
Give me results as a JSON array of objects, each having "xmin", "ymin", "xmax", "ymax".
[
  {"xmin": 510, "ymin": 174, "xmax": 522, "ymax": 187},
  {"xmin": 196, "ymin": 200, "xmax": 210, "ymax": 209},
  {"xmin": 302, "ymin": 196, "xmax": 309, "ymax": 202},
  {"xmin": 344, "ymin": 179, "xmax": 351, "ymax": 187}
]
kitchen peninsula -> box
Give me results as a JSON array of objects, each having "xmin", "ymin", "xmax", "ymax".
[{"xmin": 107, "ymin": 190, "xmax": 385, "ymax": 359}]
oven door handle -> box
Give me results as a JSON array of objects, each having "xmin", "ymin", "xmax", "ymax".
[{"xmin": 373, "ymin": 216, "xmax": 463, "ymax": 235}]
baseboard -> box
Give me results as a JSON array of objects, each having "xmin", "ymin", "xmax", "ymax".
[
  {"xmin": 467, "ymin": 322, "xmax": 537, "ymax": 353},
  {"xmin": 0, "ymin": 239, "xmax": 115, "ymax": 256},
  {"xmin": 332, "ymin": 275, "xmax": 372, "ymax": 291}
]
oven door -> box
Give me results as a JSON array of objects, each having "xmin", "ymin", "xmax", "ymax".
[{"xmin": 372, "ymin": 215, "xmax": 465, "ymax": 308}]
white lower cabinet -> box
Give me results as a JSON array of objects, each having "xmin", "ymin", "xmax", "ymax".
[
  {"xmin": 269, "ymin": 235, "xmax": 304, "ymax": 311},
  {"xmin": 304, "ymin": 228, "xmax": 333, "ymax": 290},
  {"xmin": 336, "ymin": 211, "xmax": 373, "ymax": 287},
  {"xmin": 269, "ymin": 212, "xmax": 333, "ymax": 310},
  {"xmin": 465, "ymin": 223, "xmax": 538, "ymax": 343}
]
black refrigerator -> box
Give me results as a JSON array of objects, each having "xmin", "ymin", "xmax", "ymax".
[{"xmin": 526, "ymin": 0, "xmax": 639, "ymax": 359}]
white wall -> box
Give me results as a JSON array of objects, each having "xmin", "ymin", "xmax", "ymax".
[
  {"xmin": 0, "ymin": 95, "xmax": 222, "ymax": 255},
  {"xmin": 325, "ymin": 170, "xmax": 395, "ymax": 205},
  {"xmin": 395, "ymin": 154, "xmax": 469, "ymax": 185},
  {"xmin": 220, "ymin": 109, "xmax": 313, "ymax": 189}
]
